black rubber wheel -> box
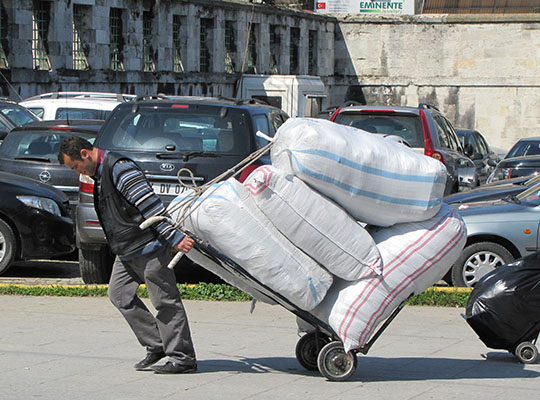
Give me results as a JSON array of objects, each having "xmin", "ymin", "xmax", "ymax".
[
  {"xmin": 0, "ymin": 218, "xmax": 16, "ymax": 275},
  {"xmin": 295, "ymin": 332, "xmax": 331, "ymax": 371},
  {"xmin": 79, "ymin": 247, "xmax": 115, "ymax": 284},
  {"xmin": 515, "ymin": 342, "xmax": 538, "ymax": 364},
  {"xmin": 317, "ymin": 341, "xmax": 357, "ymax": 381},
  {"xmin": 451, "ymin": 242, "xmax": 513, "ymax": 287}
]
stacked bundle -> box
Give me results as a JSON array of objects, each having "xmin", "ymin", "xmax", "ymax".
[{"xmin": 169, "ymin": 118, "xmax": 466, "ymax": 351}]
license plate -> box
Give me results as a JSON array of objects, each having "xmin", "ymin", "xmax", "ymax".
[{"xmin": 152, "ymin": 182, "xmax": 190, "ymax": 196}]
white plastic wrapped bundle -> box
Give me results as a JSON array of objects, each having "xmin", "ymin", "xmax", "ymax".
[
  {"xmin": 243, "ymin": 165, "xmax": 382, "ymax": 280},
  {"xmin": 308, "ymin": 203, "xmax": 466, "ymax": 352},
  {"xmin": 167, "ymin": 178, "xmax": 333, "ymax": 311},
  {"xmin": 270, "ymin": 118, "xmax": 447, "ymax": 227}
]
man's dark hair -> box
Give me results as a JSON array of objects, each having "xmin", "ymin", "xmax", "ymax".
[{"xmin": 57, "ymin": 136, "xmax": 94, "ymax": 164}]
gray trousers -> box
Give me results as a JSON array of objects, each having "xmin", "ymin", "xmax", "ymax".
[{"xmin": 108, "ymin": 244, "xmax": 196, "ymax": 366}]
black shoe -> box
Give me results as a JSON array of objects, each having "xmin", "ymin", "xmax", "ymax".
[
  {"xmin": 134, "ymin": 351, "xmax": 166, "ymax": 370},
  {"xmin": 151, "ymin": 361, "xmax": 197, "ymax": 374}
]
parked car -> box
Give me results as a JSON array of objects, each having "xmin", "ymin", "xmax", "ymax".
[
  {"xmin": 456, "ymin": 129, "xmax": 499, "ymax": 185},
  {"xmin": 487, "ymin": 155, "xmax": 540, "ymax": 183},
  {"xmin": 449, "ymin": 179, "xmax": 540, "ymax": 287},
  {"xmin": 0, "ymin": 99, "xmax": 40, "ymax": 141},
  {"xmin": 75, "ymin": 95, "xmax": 289, "ymax": 284},
  {"xmin": 0, "ymin": 120, "xmax": 103, "ymax": 207},
  {"xmin": 0, "ymin": 171, "xmax": 75, "ymax": 275},
  {"xmin": 445, "ymin": 174, "xmax": 540, "ymax": 204},
  {"xmin": 329, "ymin": 103, "xmax": 476, "ymax": 195},
  {"xmin": 19, "ymin": 92, "xmax": 135, "ymax": 121}
]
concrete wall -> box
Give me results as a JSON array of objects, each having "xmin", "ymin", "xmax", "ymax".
[{"xmin": 331, "ymin": 14, "xmax": 540, "ymax": 152}]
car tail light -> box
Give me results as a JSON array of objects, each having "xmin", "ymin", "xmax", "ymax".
[
  {"xmin": 50, "ymin": 125, "xmax": 72, "ymax": 131},
  {"xmin": 172, "ymin": 104, "xmax": 189, "ymax": 109},
  {"xmin": 238, "ymin": 164, "xmax": 261, "ymax": 183},
  {"xmin": 79, "ymin": 174, "xmax": 95, "ymax": 194},
  {"xmin": 329, "ymin": 107, "xmax": 341, "ymax": 121},
  {"xmin": 420, "ymin": 109, "xmax": 445, "ymax": 164}
]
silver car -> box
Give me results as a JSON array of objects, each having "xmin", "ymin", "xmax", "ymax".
[{"xmin": 450, "ymin": 180, "xmax": 540, "ymax": 287}]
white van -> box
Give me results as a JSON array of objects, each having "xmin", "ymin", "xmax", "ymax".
[
  {"xmin": 236, "ymin": 75, "xmax": 327, "ymax": 118},
  {"xmin": 20, "ymin": 92, "xmax": 136, "ymax": 121}
]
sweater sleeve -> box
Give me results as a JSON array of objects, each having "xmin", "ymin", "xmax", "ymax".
[{"xmin": 112, "ymin": 160, "xmax": 184, "ymax": 247}]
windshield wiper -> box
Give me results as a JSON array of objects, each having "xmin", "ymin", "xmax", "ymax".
[
  {"xmin": 156, "ymin": 151, "xmax": 221, "ymax": 162},
  {"xmin": 503, "ymin": 194, "xmax": 521, "ymax": 204},
  {"xmin": 14, "ymin": 156, "xmax": 51, "ymax": 162}
]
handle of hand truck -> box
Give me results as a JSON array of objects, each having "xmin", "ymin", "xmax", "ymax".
[
  {"xmin": 167, "ymin": 250, "xmax": 184, "ymax": 270},
  {"xmin": 139, "ymin": 215, "xmax": 186, "ymax": 269}
]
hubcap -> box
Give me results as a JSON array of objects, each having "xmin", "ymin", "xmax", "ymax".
[{"xmin": 463, "ymin": 251, "xmax": 505, "ymax": 287}]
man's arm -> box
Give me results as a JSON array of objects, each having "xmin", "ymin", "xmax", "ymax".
[{"xmin": 112, "ymin": 160, "xmax": 192, "ymax": 251}]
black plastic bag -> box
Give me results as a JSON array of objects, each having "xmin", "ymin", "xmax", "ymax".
[{"xmin": 465, "ymin": 250, "xmax": 540, "ymax": 350}]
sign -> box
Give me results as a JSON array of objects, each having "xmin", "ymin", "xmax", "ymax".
[{"xmin": 315, "ymin": 0, "xmax": 414, "ymax": 14}]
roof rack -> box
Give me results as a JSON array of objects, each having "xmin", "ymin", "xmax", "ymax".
[
  {"xmin": 418, "ymin": 103, "xmax": 440, "ymax": 112},
  {"xmin": 23, "ymin": 92, "xmax": 136, "ymax": 102}
]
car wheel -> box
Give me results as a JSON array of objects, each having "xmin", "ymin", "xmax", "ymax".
[
  {"xmin": 0, "ymin": 218, "xmax": 16, "ymax": 275},
  {"xmin": 79, "ymin": 247, "xmax": 115, "ymax": 284},
  {"xmin": 451, "ymin": 242, "xmax": 514, "ymax": 287}
]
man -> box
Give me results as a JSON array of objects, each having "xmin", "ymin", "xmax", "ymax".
[{"xmin": 58, "ymin": 136, "xmax": 197, "ymax": 374}]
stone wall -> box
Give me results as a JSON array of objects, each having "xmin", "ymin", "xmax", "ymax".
[{"xmin": 331, "ymin": 14, "xmax": 540, "ymax": 151}]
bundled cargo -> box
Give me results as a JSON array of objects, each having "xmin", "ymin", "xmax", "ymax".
[
  {"xmin": 270, "ymin": 118, "xmax": 447, "ymax": 227},
  {"xmin": 167, "ymin": 178, "xmax": 333, "ymax": 311},
  {"xmin": 243, "ymin": 165, "xmax": 382, "ymax": 280},
  {"xmin": 307, "ymin": 203, "xmax": 466, "ymax": 352}
]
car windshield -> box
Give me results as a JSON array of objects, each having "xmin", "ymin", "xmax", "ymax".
[
  {"xmin": 0, "ymin": 129, "xmax": 96, "ymax": 163},
  {"xmin": 333, "ymin": 112, "xmax": 425, "ymax": 147},
  {"xmin": 98, "ymin": 105, "xmax": 252, "ymax": 155},
  {"xmin": 0, "ymin": 104, "xmax": 38, "ymax": 126},
  {"xmin": 506, "ymin": 140, "xmax": 540, "ymax": 158}
]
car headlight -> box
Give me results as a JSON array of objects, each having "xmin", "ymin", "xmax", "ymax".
[
  {"xmin": 487, "ymin": 167, "xmax": 510, "ymax": 183},
  {"xmin": 16, "ymin": 195, "xmax": 62, "ymax": 216}
]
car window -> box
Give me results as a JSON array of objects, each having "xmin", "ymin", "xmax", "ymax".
[
  {"xmin": 98, "ymin": 105, "xmax": 252, "ymax": 155},
  {"xmin": 475, "ymin": 132, "xmax": 488, "ymax": 155},
  {"xmin": 253, "ymin": 114, "xmax": 271, "ymax": 148},
  {"xmin": 433, "ymin": 116, "xmax": 450, "ymax": 148},
  {"xmin": 333, "ymin": 113, "xmax": 424, "ymax": 147},
  {"xmin": 27, "ymin": 107, "xmax": 44, "ymax": 118},
  {"xmin": 507, "ymin": 140, "xmax": 540, "ymax": 158},
  {"xmin": 56, "ymin": 108, "xmax": 103, "ymax": 120},
  {"xmin": 0, "ymin": 105, "xmax": 38, "ymax": 126},
  {"xmin": 0, "ymin": 130, "xmax": 96, "ymax": 162}
]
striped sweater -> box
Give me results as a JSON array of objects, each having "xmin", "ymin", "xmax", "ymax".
[{"xmin": 99, "ymin": 155, "xmax": 184, "ymax": 260}]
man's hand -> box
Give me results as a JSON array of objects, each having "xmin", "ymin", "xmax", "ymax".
[{"xmin": 175, "ymin": 236, "xmax": 195, "ymax": 253}]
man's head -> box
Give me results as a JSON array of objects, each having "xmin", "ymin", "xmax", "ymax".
[{"xmin": 57, "ymin": 136, "xmax": 99, "ymax": 176}]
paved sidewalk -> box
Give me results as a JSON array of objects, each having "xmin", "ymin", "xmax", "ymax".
[{"xmin": 1, "ymin": 296, "xmax": 539, "ymax": 400}]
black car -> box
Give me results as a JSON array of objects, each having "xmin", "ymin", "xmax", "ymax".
[
  {"xmin": 0, "ymin": 171, "xmax": 75, "ymax": 275},
  {"xmin": 456, "ymin": 129, "xmax": 499, "ymax": 185},
  {"xmin": 0, "ymin": 100, "xmax": 40, "ymax": 141},
  {"xmin": 76, "ymin": 95, "xmax": 289, "ymax": 284},
  {"xmin": 487, "ymin": 155, "xmax": 540, "ymax": 184},
  {"xmin": 0, "ymin": 119, "xmax": 103, "ymax": 206},
  {"xmin": 329, "ymin": 103, "xmax": 476, "ymax": 195},
  {"xmin": 445, "ymin": 174, "xmax": 540, "ymax": 204}
]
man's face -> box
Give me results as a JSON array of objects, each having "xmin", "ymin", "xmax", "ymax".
[{"xmin": 62, "ymin": 149, "xmax": 97, "ymax": 176}]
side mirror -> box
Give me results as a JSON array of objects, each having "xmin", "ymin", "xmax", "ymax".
[
  {"xmin": 487, "ymin": 158, "xmax": 498, "ymax": 167},
  {"xmin": 471, "ymin": 152, "xmax": 483, "ymax": 161}
]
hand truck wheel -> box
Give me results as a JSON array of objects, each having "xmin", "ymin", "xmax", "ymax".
[
  {"xmin": 295, "ymin": 332, "xmax": 331, "ymax": 371},
  {"xmin": 317, "ymin": 341, "xmax": 357, "ymax": 381},
  {"xmin": 515, "ymin": 341, "xmax": 538, "ymax": 364}
]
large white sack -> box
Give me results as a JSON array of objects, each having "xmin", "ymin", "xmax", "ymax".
[
  {"xmin": 270, "ymin": 118, "xmax": 447, "ymax": 227},
  {"xmin": 308, "ymin": 203, "xmax": 466, "ymax": 352},
  {"xmin": 243, "ymin": 165, "xmax": 382, "ymax": 280},
  {"xmin": 167, "ymin": 178, "xmax": 333, "ymax": 311}
]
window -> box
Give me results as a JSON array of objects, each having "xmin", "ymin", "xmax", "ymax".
[
  {"xmin": 289, "ymin": 27, "xmax": 300, "ymax": 74},
  {"xmin": 32, "ymin": 0, "xmax": 51, "ymax": 70},
  {"xmin": 143, "ymin": 11, "xmax": 155, "ymax": 72},
  {"xmin": 109, "ymin": 8, "xmax": 124, "ymax": 71},
  {"xmin": 72, "ymin": 4, "xmax": 90, "ymax": 70},
  {"xmin": 224, "ymin": 21, "xmax": 236, "ymax": 74},
  {"xmin": 200, "ymin": 18, "xmax": 213, "ymax": 72},
  {"xmin": 269, "ymin": 25, "xmax": 280, "ymax": 74},
  {"xmin": 246, "ymin": 23, "xmax": 258, "ymax": 74},
  {"xmin": 0, "ymin": 4, "xmax": 8, "ymax": 69},
  {"xmin": 172, "ymin": 15, "xmax": 184, "ymax": 72},
  {"xmin": 308, "ymin": 30, "xmax": 318, "ymax": 75}
]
